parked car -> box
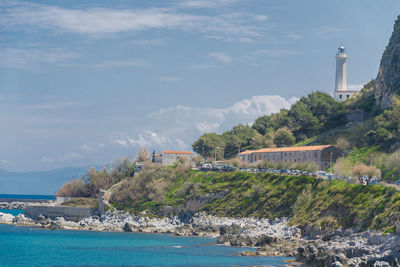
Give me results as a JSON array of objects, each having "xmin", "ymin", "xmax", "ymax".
[{"xmin": 396, "ymin": 181, "xmax": 400, "ymax": 186}]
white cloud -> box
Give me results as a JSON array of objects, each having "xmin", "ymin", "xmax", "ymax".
[
  {"xmin": 0, "ymin": 47, "xmax": 76, "ymax": 69},
  {"xmin": 81, "ymin": 144, "xmax": 91, "ymax": 152},
  {"xmin": 208, "ymin": 52, "xmax": 232, "ymax": 63},
  {"xmin": 0, "ymin": 160, "xmax": 14, "ymax": 167},
  {"xmin": 40, "ymin": 157, "xmax": 55, "ymax": 163},
  {"xmin": 239, "ymin": 37, "xmax": 255, "ymax": 43},
  {"xmin": 160, "ymin": 76, "xmax": 181, "ymax": 83},
  {"xmin": 40, "ymin": 152, "xmax": 80, "ymax": 163},
  {"xmin": 22, "ymin": 101, "xmax": 81, "ymax": 110},
  {"xmin": 92, "ymin": 60, "xmax": 145, "ymax": 68},
  {"xmin": 131, "ymin": 38, "xmax": 166, "ymax": 46},
  {"xmin": 110, "ymin": 95, "xmax": 298, "ymax": 151},
  {"xmin": 178, "ymin": 0, "xmax": 238, "ymax": 9},
  {"xmin": 253, "ymin": 15, "xmax": 268, "ymax": 21},
  {"xmin": 190, "ymin": 63, "xmax": 219, "ymax": 70},
  {"xmin": 285, "ymin": 34, "xmax": 303, "ymax": 40},
  {"xmin": 255, "ymin": 49, "xmax": 298, "ymax": 56},
  {"xmin": 315, "ymin": 26, "xmax": 346, "ymax": 38},
  {"xmin": 1, "ymin": 1, "xmax": 261, "ymax": 39}
]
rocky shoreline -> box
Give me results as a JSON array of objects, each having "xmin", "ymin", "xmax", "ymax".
[{"xmin": 0, "ymin": 210, "xmax": 399, "ymax": 266}]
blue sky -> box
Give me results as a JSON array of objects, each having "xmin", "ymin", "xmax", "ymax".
[{"xmin": 1, "ymin": 0, "xmax": 400, "ymax": 171}]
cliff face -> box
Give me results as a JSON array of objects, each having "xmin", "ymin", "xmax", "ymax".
[{"xmin": 375, "ymin": 16, "xmax": 400, "ymax": 108}]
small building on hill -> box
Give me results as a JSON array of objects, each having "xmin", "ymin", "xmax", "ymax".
[
  {"xmin": 238, "ymin": 145, "xmax": 341, "ymax": 171},
  {"xmin": 151, "ymin": 150, "xmax": 194, "ymax": 166}
]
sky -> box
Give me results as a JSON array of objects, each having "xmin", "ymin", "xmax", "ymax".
[{"xmin": 1, "ymin": 0, "xmax": 400, "ymax": 172}]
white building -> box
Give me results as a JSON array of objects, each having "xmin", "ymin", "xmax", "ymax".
[{"xmin": 332, "ymin": 46, "xmax": 359, "ymax": 101}]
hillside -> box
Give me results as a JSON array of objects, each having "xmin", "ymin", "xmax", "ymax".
[{"xmin": 57, "ymin": 161, "xmax": 400, "ymax": 234}]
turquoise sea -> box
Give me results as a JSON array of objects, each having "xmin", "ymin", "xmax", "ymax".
[{"xmin": 0, "ymin": 224, "xmax": 293, "ymax": 266}]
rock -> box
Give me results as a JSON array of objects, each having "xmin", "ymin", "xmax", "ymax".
[
  {"xmin": 255, "ymin": 235, "xmax": 280, "ymax": 246},
  {"xmin": 375, "ymin": 15, "xmax": 400, "ymax": 108},
  {"xmin": 374, "ymin": 261, "xmax": 390, "ymax": 267},
  {"xmin": 395, "ymin": 222, "xmax": 400, "ymax": 235},
  {"xmin": 331, "ymin": 261, "xmax": 343, "ymax": 267},
  {"xmin": 219, "ymin": 224, "xmax": 241, "ymax": 236},
  {"xmin": 50, "ymin": 221, "xmax": 61, "ymax": 230},
  {"xmin": 123, "ymin": 222, "xmax": 133, "ymax": 232},
  {"xmin": 367, "ymin": 234, "xmax": 386, "ymax": 246},
  {"xmin": 0, "ymin": 212, "xmax": 14, "ymax": 224}
]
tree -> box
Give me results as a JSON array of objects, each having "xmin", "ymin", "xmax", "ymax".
[
  {"xmin": 274, "ymin": 127, "xmax": 295, "ymax": 147},
  {"xmin": 192, "ymin": 133, "xmax": 225, "ymax": 159},
  {"xmin": 351, "ymin": 163, "xmax": 381, "ymax": 184},
  {"xmin": 250, "ymin": 132, "xmax": 274, "ymax": 149},
  {"xmin": 368, "ymin": 96, "xmax": 400, "ymax": 150},
  {"xmin": 335, "ymin": 138, "xmax": 350, "ymax": 152},
  {"xmin": 222, "ymin": 124, "xmax": 257, "ymax": 158},
  {"xmin": 136, "ymin": 148, "xmax": 150, "ymax": 162},
  {"xmin": 333, "ymin": 157, "xmax": 353, "ymax": 177},
  {"xmin": 375, "ymin": 150, "xmax": 400, "ymax": 181},
  {"xmin": 288, "ymin": 101, "xmax": 319, "ymax": 135}
]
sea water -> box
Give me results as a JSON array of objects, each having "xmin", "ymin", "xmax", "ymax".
[
  {"xmin": 0, "ymin": 194, "xmax": 56, "ymax": 200},
  {"xmin": 0, "ymin": 224, "xmax": 293, "ymax": 266}
]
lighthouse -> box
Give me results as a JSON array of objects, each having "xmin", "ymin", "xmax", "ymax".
[{"xmin": 333, "ymin": 46, "xmax": 358, "ymax": 101}]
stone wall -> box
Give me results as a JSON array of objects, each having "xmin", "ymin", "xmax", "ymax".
[{"xmin": 25, "ymin": 206, "xmax": 95, "ymax": 222}]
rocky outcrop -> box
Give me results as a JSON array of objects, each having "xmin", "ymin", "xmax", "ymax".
[
  {"xmin": 375, "ymin": 15, "xmax": 400, "ymax": 108},
  {"xmin": 296, "ymin": 230, "xmax": 400, "ymax": 267}
]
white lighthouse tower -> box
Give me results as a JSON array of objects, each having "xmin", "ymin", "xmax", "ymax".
[{"xmin": 333, "ymin": 46, "xmax": 358, "ymax": 101}]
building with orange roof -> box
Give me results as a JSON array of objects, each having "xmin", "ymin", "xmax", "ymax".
[{"xmin": 238, "ymin": 145, "xmax": 341, "ymax": 170}]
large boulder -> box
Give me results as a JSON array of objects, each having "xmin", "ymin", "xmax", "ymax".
[{"xmin": 0, "ymin": 212, "xmax": 14, "ymax": 224}]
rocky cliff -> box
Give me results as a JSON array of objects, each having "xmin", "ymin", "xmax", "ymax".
[{"xmin": 375, "ymin": 15, "xmax": 400, "ymax": 108}]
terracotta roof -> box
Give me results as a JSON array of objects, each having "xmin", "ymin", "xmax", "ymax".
[
  {"xmin": 162, "ymin": 150, "xmax": 194, "ymax": 155},
  {"xmin": 154, "ymin": 154, "xmax": 162, "ymax": 157},
  {"xmin": 239, "ymin": 145, "xmax": 333, "ymax": 155}
]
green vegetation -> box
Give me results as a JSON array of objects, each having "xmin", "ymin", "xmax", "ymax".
[
  {"xmin": 193, "ymin": 91, "xmax": 347, "ymax": 159},
  {"xmin": 108, "ymin": 163, "xmax": 399, "ymax": 231},
  {"xmin": 57, "ymin": 157, "xmax": 135, "ymax": 197},
  {"xmin": 191, "ymin": 79, "xmax": 400, "ymax": 181}
]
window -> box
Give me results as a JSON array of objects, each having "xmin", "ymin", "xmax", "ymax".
[
  {"xmin": 346, "ymin": 95, "xmax": 350, "ymax": 98},
  {"xmin": 339, "ymin": 94, "xmax": 342, "ymax": 99}
]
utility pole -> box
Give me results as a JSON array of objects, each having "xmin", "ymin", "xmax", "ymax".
[{"xmin": 330, "ymin": 152, "xmax": 333, "ymax": 172}]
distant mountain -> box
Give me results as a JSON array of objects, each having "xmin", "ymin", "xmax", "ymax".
[{"xmin": 0, "ymin": 167, "xmax": 91, "ymax": 195}]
